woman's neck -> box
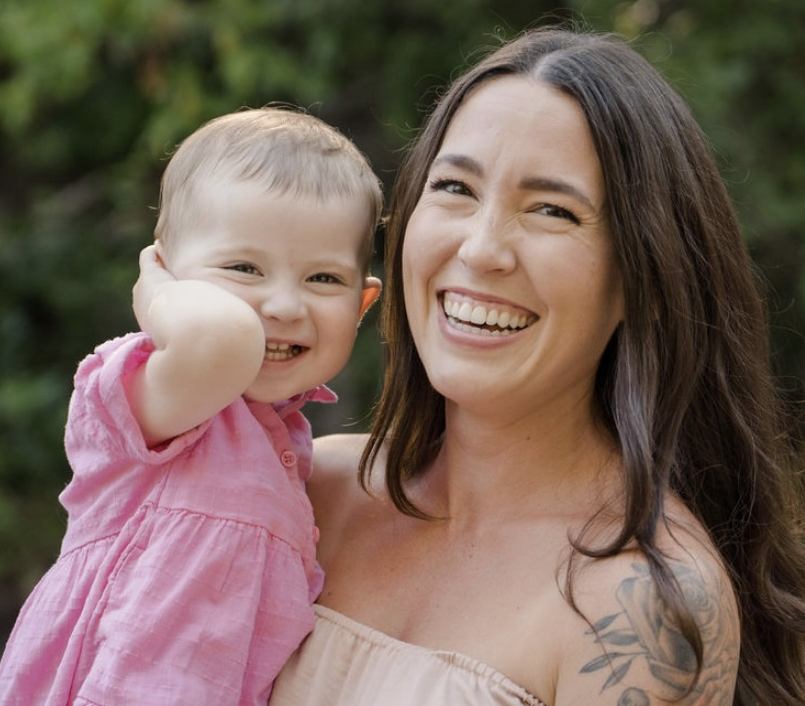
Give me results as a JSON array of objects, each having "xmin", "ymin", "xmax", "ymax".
[{"xmin": 412, "ymin": 400, "xmax": 622, "ymax": 530}]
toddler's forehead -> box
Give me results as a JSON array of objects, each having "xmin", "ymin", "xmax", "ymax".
[{"xmin": 167, "ymin": 177, "xmax": 373, "ymax": 247}]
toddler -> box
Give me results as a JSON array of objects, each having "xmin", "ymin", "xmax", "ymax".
[{"xmin": 0, "ymin": 107, "xmax": 382, "ymax": 705}]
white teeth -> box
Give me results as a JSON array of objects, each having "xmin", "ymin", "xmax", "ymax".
[
  {"xmin": 453, "ymin": 321, "xmax": 507, "ymax": 336},
  {"xmin": 265, "ymin": 342, "xmax": 302, "ymax": 360},
  {"xmin": 442, "ymin": 294, "xmax": 536, "ymax": 333},
  {"xmin": 470, "ymin": 306, "xmax": 487, "ymax": 325}
]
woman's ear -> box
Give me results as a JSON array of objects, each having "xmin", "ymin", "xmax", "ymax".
[{"xmin": 358, "ymin": 277, "xmax": 382, "ymax": 319}]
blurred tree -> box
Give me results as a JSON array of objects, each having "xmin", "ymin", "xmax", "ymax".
[{"xmin": 0, "ymin": 0, "xmax": 803, "ymax": 646}]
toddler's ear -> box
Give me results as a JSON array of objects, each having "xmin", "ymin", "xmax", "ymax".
[{"xmin": 358, "ymin": 277, "xmax": 382, "ymax": 319}]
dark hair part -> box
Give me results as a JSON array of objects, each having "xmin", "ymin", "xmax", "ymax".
[{"xmin": 362, "ymin": 27, "xmax": 805, "ymax": 705}]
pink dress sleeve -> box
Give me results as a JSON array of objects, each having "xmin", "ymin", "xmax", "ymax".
[{"xmin": 60, "ymin": 331, "xmax": 210, "ymax": 554}]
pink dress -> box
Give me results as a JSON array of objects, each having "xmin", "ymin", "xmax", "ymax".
[{"xmin": 0, "ymin": 332, "xmax": 329, "ymax": 705}]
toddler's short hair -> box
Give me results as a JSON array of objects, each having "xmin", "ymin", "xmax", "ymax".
[{"xmin": 155, "ymin": 107, "xmax": 383, "ymax": 271}]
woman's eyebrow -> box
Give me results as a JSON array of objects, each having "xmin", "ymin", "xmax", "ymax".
[
  {"xmin": 431, "ymin": 153, "xmax": 595, "ymax": 210},
  {"xmin": 518, "ymin": 175, "xmax": 594, "ymax": 210},
  {"xmin": 430, "ymin": 153, "xmax": 483, "ymax": 175}
]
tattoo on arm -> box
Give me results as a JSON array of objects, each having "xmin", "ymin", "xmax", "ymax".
[{"xmin": 579, "ymin": 562, "xmax": 737, "ymax": 705}]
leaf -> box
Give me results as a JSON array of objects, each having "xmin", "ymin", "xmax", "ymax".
[
  {"xmin": 598, "ymin": 629, "xmax": 640, "ymax": 646},
  {"xmin": 603, "ymin": 659, "xmax": 633, "ymax": 690},
  {"xmin": 581, "ymin": 652, "xmax": 632, "ymax": 673},
  {"xmin": 590, "ymin": 612, "xmax": 621, "ymax": 632}
]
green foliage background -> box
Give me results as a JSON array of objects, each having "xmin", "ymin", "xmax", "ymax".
[{"xmin": 1, "ymin": 0, "xmax": 803, "ymax": 643}]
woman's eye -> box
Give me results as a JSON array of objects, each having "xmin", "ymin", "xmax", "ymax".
[
  {"xmin": 428, "ymin": 178, "xmax": 472, "ymax": 196},
  {"xmin": 536, "ymin": 204, "xmax": 580, "ymax": 225},
  {"xmin": 226, "ymin": 263, "xmax": 260, "ymax": 275}
]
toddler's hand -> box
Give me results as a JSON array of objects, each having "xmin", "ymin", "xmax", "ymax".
[{"xmin": 133, "ymin": 243, "xmax": 175, "ymax": 334}]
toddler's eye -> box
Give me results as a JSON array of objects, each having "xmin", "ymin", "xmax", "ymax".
[
  {"xmin": 226, "ymin": 263, "xmax": 260, "ymax": 275},
  {"xmin": 308, "ymin": 273, "xmax": 342, "ymax": 284}
]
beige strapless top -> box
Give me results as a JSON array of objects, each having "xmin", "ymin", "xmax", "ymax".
[{"xmin": 269, "ymin": 604, "xmax": 547, "ymax": 706}]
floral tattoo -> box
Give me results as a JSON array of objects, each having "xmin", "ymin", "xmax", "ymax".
[{"xmin": 580, "ymin": 562, "xmax": 736, "ymax": 705}]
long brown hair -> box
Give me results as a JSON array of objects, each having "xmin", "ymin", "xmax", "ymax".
[{"xmin": 361, "ymin": 27, "xmax": 805, "ymax": 705}]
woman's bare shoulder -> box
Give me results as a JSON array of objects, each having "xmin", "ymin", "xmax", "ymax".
[
  {"xmin": 308, "ymin": 433, "xmax": 385, "ymax": 558},
  {"xmin": 312, "ymin": 432, "xmax": 368, "ymax": 476},
  {"xmin": 552, "ymin": 525, "xmax": 740, "ymax": 706},
  {"xmin": 308, "ymin": 433, "xmax": 370, "ymax": 506}
]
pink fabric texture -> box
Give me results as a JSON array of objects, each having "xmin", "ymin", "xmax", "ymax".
[{"xmin": 0, "ymin": 332, "xmax": 329, "ymax": 705}]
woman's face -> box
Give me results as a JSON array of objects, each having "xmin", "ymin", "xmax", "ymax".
[{"xmin": 402, "ymin": 75, "xmax": 624, "ymax": 422}]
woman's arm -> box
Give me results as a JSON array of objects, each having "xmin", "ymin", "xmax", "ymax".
[
  {"xmin": 554, "ymin": 550, "xmax": 740, "ymax": 706},
  {"xmin": 124, "ymin": 244, "xmax": 266, "ymax": 447}
]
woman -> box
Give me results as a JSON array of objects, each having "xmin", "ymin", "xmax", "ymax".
[{"xmin": 269, "ymin": 27, "xmax": 805, "ymax": 706}]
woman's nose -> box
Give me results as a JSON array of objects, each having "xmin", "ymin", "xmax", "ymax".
[{"xmin": 457, "ymin": 210, "xmax": 516, "ymax": 274}]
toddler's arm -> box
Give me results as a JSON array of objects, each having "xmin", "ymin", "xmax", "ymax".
[{"xmin": 125, "ymin": 244, "xmax": 265, "ymax": 447}]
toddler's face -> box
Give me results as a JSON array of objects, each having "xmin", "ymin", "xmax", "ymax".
[{"xmin": 165, "ymin": 179, "xmax": 379, "ymax": 403}]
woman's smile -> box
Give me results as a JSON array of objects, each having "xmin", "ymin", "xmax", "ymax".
[{"xmin": 440, "ymin": 291, "xmax": 538, "ymax": 336}]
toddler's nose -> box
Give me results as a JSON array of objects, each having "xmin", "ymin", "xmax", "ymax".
[{"xmin": 259, "ymin": 286, "xmax": 305, "ymax": 322}]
